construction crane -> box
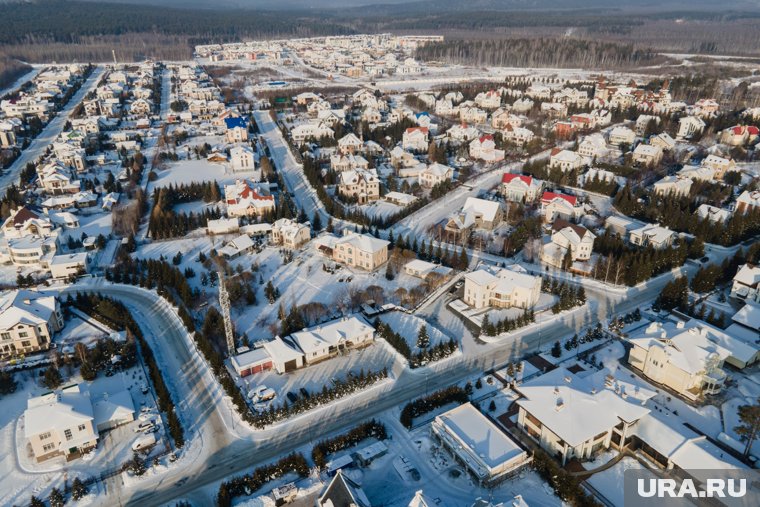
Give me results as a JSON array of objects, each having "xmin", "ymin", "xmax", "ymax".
[{"xmin": 217, "ymin": 271, "xmax": 235, "ymax": 356}]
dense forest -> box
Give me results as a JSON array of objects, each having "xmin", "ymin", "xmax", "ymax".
[
  {"xmin": 415, "ymin": 38, "xmax": 667, "ymax": 69},
  {"xmin": 0, "ymin": 56, "xmax": 31, "ymax": 90}
]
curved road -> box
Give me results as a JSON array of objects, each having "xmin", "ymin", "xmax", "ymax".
[{"xmin": 63, "ymin": 264, "xmax": 697, "ymax": 506}]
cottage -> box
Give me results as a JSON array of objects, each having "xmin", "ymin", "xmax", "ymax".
[
  {"xmin": 469, "ymin": 135, "xmax": 505, "ymax": 162},
  {"xmin": 0, "ymin": 290, "xmax": 63, "ymax": 358},
  {"xmin": 418, "ymin": 163, "xmax": 453, "ymax": 188},
  {"xmin": 540, "ymin": 191, "xmax": 580, "ymax": 223},
  {"xmin": 224, "ymin": 117, "xmax": 249, "ymax": 143},
  {"xmin": 549, "ymin": 149, "xmax": 583, "ymax": 173},
  {"xmin": 402, "ymin": 127, "xmax": 429, "ymax": 152},
  {"xmin": 431, "ymin": 403, "xmax": 531, "ymax": 485},
  {"xmin": 735, "ymin": 190, "xmax": 760, "ymax": 214},
  {"xmin": 271, "ymin": 218, "xmax": 311, "ymax": 249},
  {"xmin": 463, "ymin": 266, "xmax": 540, "ymax": 310},
  {"xmin": 229, "ymin": 145, "xmax": 255, "ymax": 173},
  {"xmin": 653, "ymin": 176, "xmax": 692, "ymax": 197},
  {"xmin": 677, "ymin": 116, "xmax": 706, "ymax": 139},
  {"xmin": 627, "ymin": 321, "xmax": 729, "ymax": 400},
  {"xmin": 608, "ymin": 126, "xmax": 636, "ymax": 147},
  {"xmin": 500, "ymin": 174, "xmax": 543, "ymax": 203},
  {"xmin": 224, "ymin": 180, "xmax": 275, "ymax": 218},
  {"xmin": 629, "ymin": 223, "xmax": 676, "ymax": 249},
  {"xmin": 330, "ymin": 231, "xmax": 389, "ymax": 271},
  {"xmin": 632, "ymin": 144, "xmax": 663, "ymax": 166},
  {"xmin": 338, "ymin": 168, "xmax": 380, "ymax": 204},
  {"xmin": 541, "ymin": 219, "xmax": 596, "ymax": 269},
  {"xmin": 732, "ymin": 264, "xmax": 760, "ymax": 303},
  {"xmin": 515, "ymin": 367, "xmax": 652, "ymax": 465}
]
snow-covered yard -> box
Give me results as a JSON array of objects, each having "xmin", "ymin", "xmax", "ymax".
[
  {"xmin": 379, "ymin": 311, "xmax": 455, "ymax": 353},
  {"xmin": 586, "ymin": 457, "xmax": 656, "ymax": 507}
]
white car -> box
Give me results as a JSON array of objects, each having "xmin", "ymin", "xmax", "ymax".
[{"xmin": 132, "ymin": 434, "xmax": 156, "ymax": 452}]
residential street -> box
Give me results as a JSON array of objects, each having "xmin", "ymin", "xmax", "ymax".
[
  {"xmin": 0, "ymin": 66, "xmax": 103, "ymax": 194},
  {"xmin": 62, "ymin": 256, "xmax": 708, "ymax": 506}
]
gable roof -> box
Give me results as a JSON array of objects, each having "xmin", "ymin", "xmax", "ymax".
[
  {"xmin": 318, "ymin": 470, "xmax": 371, "ymax": 507},
  {"xmin": 541, "ymin": 191, "xmax": 577, "ymax": 206},
  {"xmin": 502, "ymin": 173, "xmax": 533, "ymax": 186}
]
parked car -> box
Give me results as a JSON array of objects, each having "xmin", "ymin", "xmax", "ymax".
[
  {"xmin": 299, "ymin": 387, "xmax": 310, "ymax": 399},
  {"xmin": 286, "ymin": 391, "xmax": 298, "ymax": 403},
  {"xmin": 132, "ymin": 433, "xmax": 156, "ymax": 452},
  {"xmin": 135, "ymin": 421, "xmax": 155, "ymax": 433}
]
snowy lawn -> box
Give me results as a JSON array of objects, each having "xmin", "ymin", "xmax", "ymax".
[
  {"xmin": 586, "ymin": 457, "xmax": 656, "ymax": 507},
  {"xmin": 379, "ymin": 311, "xmax": 455, "ymax": 354}
]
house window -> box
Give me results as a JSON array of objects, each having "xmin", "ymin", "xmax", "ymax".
[
  {"xmin": 0, "ymin": 333, "xmax": 9, "ymax": 340},
  {"xmin": 21, "ymin": 341, "xmax": 31, "ymax": 347},
  {"xmin": 39, "ymin": 432, "xmax": 51, "ymax": 440},
  {"xmin": 64, "ymin": 429, "xmax": 72, "ymax": 441},
  {"xmin": 19, "ymin": 332, "xmax": 28, "ymax": 338},
  {"xmin": 78, "ymin": 424, "xmax": 86, "ymax": 432},
  {"xmin": 42, "ymin": 443, "xmax": 55, "ymax": 453}
]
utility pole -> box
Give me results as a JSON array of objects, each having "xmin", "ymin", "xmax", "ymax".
[{"xmin": 218, "ymin": 271, "xmax": 235, "ymax": 356}]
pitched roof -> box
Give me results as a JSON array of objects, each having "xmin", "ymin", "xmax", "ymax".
[
  {"xmin": 318, "ymin": 470, "xmax": 371, "ymax": 507},
  {"xmin": 541, "ymin": 191, "xmax": 577, "ymax": 206},
  {"xmin": 502, "ymin": 173, "xmax": 533, "ymax": 186}
]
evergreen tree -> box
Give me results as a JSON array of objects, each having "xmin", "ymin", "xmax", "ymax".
[
  {"xmin": 416, "ymin": 326, "xmax": 430, "ymax": 349},
  {"xmin": 551, "ymin": 341, "xmax": 562, "ymax": 358},
  {"xmin": 48, "ymin": 488, "xmax": 64, "ymax": 507},
  {"xmin": 0, "ymin": 370, "xmax": 17, "ymax": 395},
  {"xmin": 43, "ymin": 366, "xmax": 62, "ymax": 389},
  {"xmin": 735, "ymin": 397, "xmax": 760, "ymax": 457},
  {"xmin": 311, "ymin": 212, "xmax": 322, "ymax": 232},
  {"xmin": 71, "ymin": 477, "xmax": 88, "ymax": 500}
]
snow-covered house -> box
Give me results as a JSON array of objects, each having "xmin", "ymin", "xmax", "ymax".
[
  {"xmin": 653, "ymin": 176, "xmax": 691, "ymax": 197},
  {"xmin": 271, "ymin": 218, "xmax": 310, "ymax": 249},
  {"xmin": 549, "ymin": 149, "xmax": 583, "ymax": 173},
  {"xmin": 229, "ymin": 145, "xmax": 255, "ymax": 173},
  {"xmin": 443, "ymin": 197, "xmax": 502, "ymax": 241},
  {"xmin": 474, "ymin": 90, "xmax": 502, "ymax": 110},
  {"xmin": 720, "ymin": 125, "xmax": 759, "ymax": 146},
  {"xmin": 317, "ymin": 469, "xmax": 371, "ymax": 507},
  {"xmin": 431, "ymin": 403, "xmax": 531, "ymax": 485},
  {"xmin": 24, "ymin": 385, "xmax": 98, "ymax": 462},
  {"xmin": 324, "ymin": 231, "xmax": 389, "ymax": 271},
  {"xmin": 402, "ymin": 127, "xmax": 429, "ymax": 152},
  {"xmin": 338, "ymin": 168, "xmax": 380, "ymax": 204},
  {"xmin": 224, "ymin": 117, "xmax": 248, "ymax": 143},
  {"xmin": 735, "ymin": 190, "xmax": 760, "ymax": 214},
  {"xmin": 469, "ymin": 135, "xmax": 505, "ymax": 162},
  {"xmin": 446, "ymin": 123, "xmax": 480, "ymax": 143},
  {"xmin": 677, "ymin": 116, "xmax": 706, "ymax": 140},
  {"xmin": 459, "ymin": 106, "xmax": 488, "ymax": 125},
  {"xmin": 541, "ymin": 219, "xmax": 595, "ymax": 269},
  {"xmin": 286, "ymin": 315, "xmax": 374, "ymax": 365},
  {"xmin": 502, "ymin": 125, "xmax": 534, "ymax": 145},
  {"xmin": 700, "ymin": 155, "xmax": 736, "ymax": 180},
  {"xmin": 291, "ymin": 122, "xmax": 334, "ymax": 144},
  {"xmin": 219, "ymin": 234, "xmax": 255, "ymax": 259},
  {"xmin": 540, "ymin": 191, "xmax": 581, "ymax": 223},
  {"xmin": 577, "ymin": 134, "xmax": 608, "ymax": 161},
  {"xmin": 650, "ymin": 132, "xmax": 676, "ymax": 151},
  {"xmin": 608, "ymin": 126, "xmax": 636, "ymax": 147},
  {"xmin": 330, "ymin": 153, "xmax": 369, "ymax": 172},
  {"xmin": 695, "ymin": 204, "xmax": 731, "ymax": 224},
  {"xmin": 463, "ymin": 266, "xmax": 541, "ymax": 310},
  {"xmin": 338, "ymin": 133, "xmax": 363, "ymax": 155},
  {"xmin": 629, "ymin": 223, "xmax": 676, "ymax": 249},
  {"xmin": 224, "ymin": 180, "xmax": 275, "ymax": 218},
  {"xmin": 627, "ymin": 321, "xmax": 729, "ymax": 400},
  {"xmin": 500, "ymin": 174, "xmax": 543, "ymax": 203},
  {"xmin": 403, "ymin": 259, "xmax": 452, "ymax": 280},
  {"xmin": 677, "ymin": 165, "xmax": 714, "ymax": 182},
  {"xmin": 732, "ymin": 264, "xmax": 760, "ymax": 303},
  {"xmin": 632, "ymin": 144, "xmax": 663, "ymax": 166},
  {"xmin": 515, "ymin": 367, "xmax": 652, "ymax": 465},
  {"xmin": 0, "ymin": 290, "xmax": 63, "ymax": 358},
  {"xmin": 418, "ymin": 163, "xmax": 453, "ymax": 188}
]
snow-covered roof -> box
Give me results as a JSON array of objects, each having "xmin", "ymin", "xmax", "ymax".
[
  {"xmin": 318, "ymin": 470, "xmax": 371, "ymax": 507},
  {"xmin": 516, "ymin": 367, "xmax": 650, "ymax": 447},
  {"xmin": 628, "ymin": 322, "xmax": 730, "ymax": 375},
  {"xmin": 334, "ymin": 232, "xmax": 389, "ymax": 254},
  {"xmin": 288, "ymin": 315, "xmax": 373, "ymax": 355},
  {"xmin": 0, "ymin": 290, "xmax": 57, "ymax": 331},
  {"xmin": 734, "ymin": 264, "xmax": 760, "ymax": 288},
  {"xmin": 633, "ymin": 411, "xmax": 745, "ymax": 471},
  {"xmin": 25, "ymin": 384, "xmax": 96, "ymax": 440},
  {"xmin": 92, "ymin": 390, "xmax": 134, "ymax": 427},
  {"xmin": 732, "ymin": 303, "xmax": 760, "ymax": 331},
  {"xmin": 435, "ymin": 403, "xmax": 526, "ymax": 471},
  {"xmin": 262, "ymin": 336, "xmax": 304, "ymax": 364},
  {"xmin": 461, "ymin": 197, "xmax": 501, "ymax": 223}
]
